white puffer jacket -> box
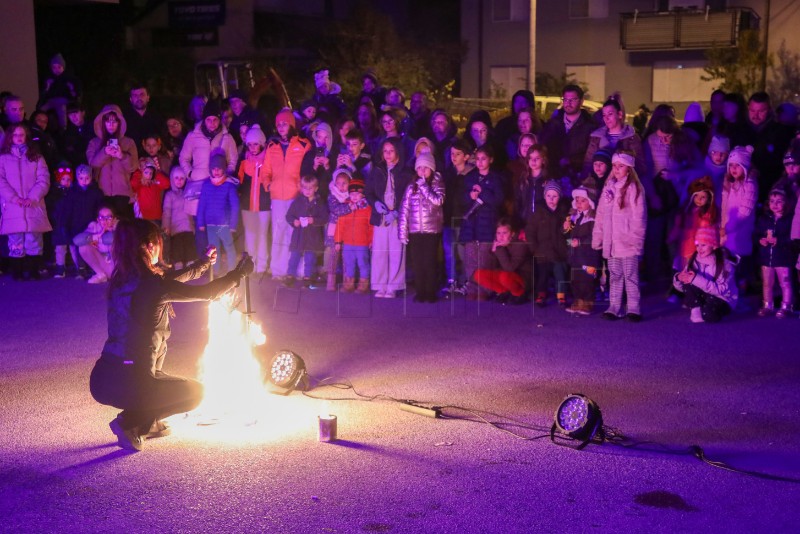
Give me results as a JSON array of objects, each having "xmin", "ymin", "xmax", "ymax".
[{"xmin": 592, "ymin": 175, "xmax": 647, "ymax": 258}]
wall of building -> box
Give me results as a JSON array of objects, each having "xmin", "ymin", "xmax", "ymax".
[
  {"xmin": 130, "ymin": 0, "xmax": 256, "ymax": 62},
  {"xmin": 462, "ymin": 0, "xmax": 800, "ymax": 112},
  {"xmin": 0, "ymin": 2, "xmax": 39, "ymax": 113}
]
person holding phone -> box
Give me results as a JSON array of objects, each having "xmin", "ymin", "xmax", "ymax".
[
  {"xmin": 86, "ymin": 104, "xmax": 138, "ymax": 219},
  {"xmin": 301, "ymin": 122, "xmax": 334, "ymax": 198}
]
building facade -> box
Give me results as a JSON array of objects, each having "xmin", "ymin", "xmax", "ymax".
[{"xmin": 461, "ymin": 0, "xmax": 800, "ymax": 113}]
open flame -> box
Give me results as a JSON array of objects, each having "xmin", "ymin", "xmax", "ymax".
[{"xmin": 167, "ymin": 292, "xmax": 317, "ymax": 443}]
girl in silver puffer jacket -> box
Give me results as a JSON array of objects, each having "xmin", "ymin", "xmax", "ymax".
[{"xmin": 399, "ymin": 152, "xmax": 445, "ymax": 302}]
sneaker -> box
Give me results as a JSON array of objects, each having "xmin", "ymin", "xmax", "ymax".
[
  {"xmin": 375, "ymin": 290, "xmax": 386, "ymax": 298},
  {"xmin": 88, "ymin": 273, "xmax": 108, "ymax": 284},
  {"xmin": 602, "ymin": 311, "xmax": 621, "ymax": 321},
  {"xmin": 690, "ymin": 307, "xmax": 704, "ymax": 323},
  {"xmin": 144, "ymin": 420, "xmax": 172, "ymax": 440},
  {"xmin": 53, "ymin": 265, "xmax": 66, "ymax": 278},
  {"xmin": 495, "ymin": 292, "xmax": 511, "ymax": 305},
  {"xmin": 535, "ymin": 293, "xmax": 547, "ymax": 307},
  {"xmin": 626, "ymin": 313, "xmax": 643, "ymax": 323},
  {"xmin": 109, "ymin": 417, "xmax": 143, "ymax": 452},
  {"xmin": 775, "ymin": 307, "xmax": 792, "ymax": 319},
  {"xmin": 757, "ymin": 307, "xmax": 773, "ymax": 317}
]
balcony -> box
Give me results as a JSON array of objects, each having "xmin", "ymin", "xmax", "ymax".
[{"xmin": 620, "ymin": 8, "xmax": 759, "ymax": 51}]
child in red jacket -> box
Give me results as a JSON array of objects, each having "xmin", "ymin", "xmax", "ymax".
[
  {"xmin": 131, "ymin": 159, "xmax": 170, "ymax": 223},
  {"xmin": 335, "ymin": 177, "xmax": 373, "ymax": 292}
]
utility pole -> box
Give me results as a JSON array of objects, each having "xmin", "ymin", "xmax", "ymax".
[
  {"xmin": 760, "ymin": 0, "xmax": 771, "ymax": 91},
  {"xmin": 528, "ymin": 0, "xmax": 537, "ymax": 93}
]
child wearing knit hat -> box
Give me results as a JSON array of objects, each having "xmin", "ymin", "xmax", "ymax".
[
  {"xmin": 720, "ymin": 145, "xmax": 758, "ymax": 296},
  {"xmin": 564, "ymin": 187, "xmax": 600, "ymax": 314},
  {"xmin": 673, "ymin": 226, "xmax": 738, "ymax": 323},
  {"xmin": 237, "ymin": 125, "xmax": 272, "ymax": 274},
  {"xmin": 527, "ymin": 180, "xmax": 570, "ymax": 307},
  {"xmin": 399, "ymin": 152, "xmax": 445, "ymax": 302},
  {"xmin": 197, "ymin": 150, "xmax": 240, "ymax": 275},
  {"xmin": 591, "ymin": 150, "xmax": 647, "ymax": 321},
  {"xmin": 324, "ymin": 168, "xmax": 352, "ymax": 291},
  {"xmin": 334, "ymin": 173, "xmax": 373, "ymax": 293},
  {"xmin": 754, "ymin": 189, "xmax": 794, "ymax": 317},
  {"xmin": 704, "ymin": 135, "xmax": 730, "ymax": 207},
  {"xmin": 669, "ymin": 176, "xmax": 718, "ymax": 271}
]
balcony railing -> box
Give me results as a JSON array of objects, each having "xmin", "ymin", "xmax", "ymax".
[{"xmin": 620, "ymin": 8, "xmax": 759, "ymax": 51}]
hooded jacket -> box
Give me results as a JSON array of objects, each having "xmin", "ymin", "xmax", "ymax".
[
  {"xmin": 0, "ymin": 145, "xmax": 52, "ymax": 234},
  {"xmin": 86, "ymin": 105, "xmax": 139, "ymax": 197}
]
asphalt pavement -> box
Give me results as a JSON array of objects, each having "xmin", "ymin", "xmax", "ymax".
[{"xmin": 1, "ymin": 274, "xmax": 799, "ymax": 533}]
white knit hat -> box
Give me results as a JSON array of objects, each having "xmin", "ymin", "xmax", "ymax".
[{"xmin": 244, "ymin": 125, "xmax": 266, "ymax": 146}]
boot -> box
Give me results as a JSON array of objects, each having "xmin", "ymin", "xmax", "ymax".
[
  {"xmin": 28, "ymin": 256, "xmax": 44, "ymax": 280},
  {"xmin": 356, "ymin": 277, "xmax": 370, "ymax": 294},
  {"xmin": 343, "ymin": 276, "xmax": 355, "ymax": 293},
  {"xmin": 10, "ymin": 257, "xmax": 24, "ymax": 281},
  {"xmin": 757, "ymin": 301, "xmax": 774, "ymax": 317},
  {"xmin": 326, "ymin": 273, "xmax": 336, "ymax": 291}
]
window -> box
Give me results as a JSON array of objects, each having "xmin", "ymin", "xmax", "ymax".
[
  {"xmin": 569, "ymin": 0, "xmax": 608, "ymax": 19},
  {"xmin": 490, "ymin": 66, "xmax": 527, "ymax": 99},
  {"xmin": 565, "ymin": 64, "xmax": 605, "ymax": 102},
  {"xmin": 493, "ymin": 0, "xmax": 528, "ymax": 22},
  {"xmin": 652, "ymin": 61, "xmax": 717, "ymax": 102}
]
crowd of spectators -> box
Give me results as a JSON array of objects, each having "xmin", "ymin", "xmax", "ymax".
[{"xmin": 2, "ymin": 53, "xmax": 800, "ymax": 323}]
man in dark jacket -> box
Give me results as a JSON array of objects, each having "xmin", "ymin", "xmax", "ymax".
[
  {"xmin": 746, "ymin": 92, "xmax": 795, "ymax": 201},
  {"xmin": 59, "ymin": 102, "xmax": 95, "ymax": 166},
  {"xmin": 539, "ymin": 85, "xmax": 596, "ymax": 181},
  {"xmin": 228, "ymin": 90, "xmax": 268, "ymax": 146},
  {"xmin": 123, "ymin": 84, "xmax": 164, "ymax": 158}
]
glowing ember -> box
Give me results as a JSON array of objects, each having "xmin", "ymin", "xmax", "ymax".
[{"xmin": 167, "ymin": 293, "xmax": 317, "ymax": 443}]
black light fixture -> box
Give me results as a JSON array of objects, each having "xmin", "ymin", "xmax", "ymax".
[
  {"xmin": 550, "ymin": 394, "xmax": 604, "ymax": 449},
  {"xmin": 266, "ymin": 350, "xmax": 309, "ymax": 395}
]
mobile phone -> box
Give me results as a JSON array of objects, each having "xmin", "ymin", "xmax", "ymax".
[
  {"xmin": 107, "ymin": 138, "xmax": 119, "ymax": 148},
  {"xmin": 315, "ymin": 147, "xmax": 326, "ymax": 157}
]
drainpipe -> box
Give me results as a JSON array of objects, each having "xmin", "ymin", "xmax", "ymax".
[{"xmin": 528, "ymin": 0, "xmax": 536, "ymax": 93}]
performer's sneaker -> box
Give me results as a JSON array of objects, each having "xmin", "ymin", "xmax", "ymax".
[{"xmin": 109, "ymin": 417, "xmax": 143, "ymax": 451}]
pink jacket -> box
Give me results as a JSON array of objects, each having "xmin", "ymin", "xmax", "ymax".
[
  {"xmin": 0, "ymin": 148, "xmax": 52, "ymax": 234},
  {"xmin": 720, "ymin": 177, "xmax": 758, "ymax": 256},
  {"xmin": 592, "ymin": 176, "xmax": 647, "ymax": 258}
]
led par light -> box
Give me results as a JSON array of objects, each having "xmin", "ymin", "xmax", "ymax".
[
  {"xmin": 551, "ymin": 394, "xmax": 603, "ymax": 449},
  {"xmin": 267, "ymin": 350, "xmax": 309, "ymax": 395}
]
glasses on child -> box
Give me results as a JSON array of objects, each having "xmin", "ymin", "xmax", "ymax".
[{"xmin": 98, "ymin": 215, "xmax": 115, "ymax": 221}]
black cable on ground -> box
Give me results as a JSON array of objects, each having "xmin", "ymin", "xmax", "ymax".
[{"xmin": 300, "ymin": 376, "xmax": 800, "ymax": 483}]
